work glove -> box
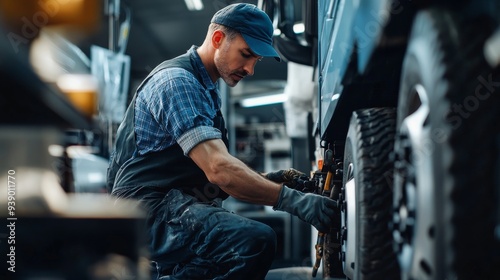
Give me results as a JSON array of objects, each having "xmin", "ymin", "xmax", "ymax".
[
  {"xmin": 265, "ymin": 168, "xmax": 304, "ymax": 182},
  {"xmin": 273, "ymin": 185, "xmax": 338, "ymax": 232},
  {"xmin": 265, "ymin": 168, "xmax": 315, "ymax": 192}
]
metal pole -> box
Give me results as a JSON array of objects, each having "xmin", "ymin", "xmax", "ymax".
[
  {"xmin": 105, "ymin": 0, "xmax": 120, "ymax": 53},
  {"xmin": 104, "ymin": 0, "xmax": 121, "ymax": 156}
]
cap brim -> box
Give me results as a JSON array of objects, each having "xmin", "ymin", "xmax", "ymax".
[{"xmin": 242, "ymin": 33, "xmax": 281, "ymax": 62}]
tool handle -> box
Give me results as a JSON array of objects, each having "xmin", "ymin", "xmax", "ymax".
[{"xmin": 312, "ymin": 232, "xmax": 326, "ymax": 277}]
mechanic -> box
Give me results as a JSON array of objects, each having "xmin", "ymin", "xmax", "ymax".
[{"xmin": 107, "ymin": 3, "xmax": 337, "ymax": 279}]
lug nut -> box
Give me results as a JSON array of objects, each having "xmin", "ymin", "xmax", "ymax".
[{"xmin": 341, "ymin": 227, "xmax": 347, "ymax": 241}]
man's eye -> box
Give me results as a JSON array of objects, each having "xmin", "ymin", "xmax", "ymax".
[{"xmin": 241, "ymin": 52, "xmax": 252, "ymax": 58}]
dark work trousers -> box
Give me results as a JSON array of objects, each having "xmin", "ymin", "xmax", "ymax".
[{"xmin": 118, "ymin": 188, "xmax": 277, "ymax": 280}]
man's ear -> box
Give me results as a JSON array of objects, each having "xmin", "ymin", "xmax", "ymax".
[{"xmin": 212, "ymin": 30, "xmax": 225, "ymax": 49}]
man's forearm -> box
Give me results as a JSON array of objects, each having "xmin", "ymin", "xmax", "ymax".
[
  {"xmin": 217, "ymin": 156, "xmax": 282, "ymax": 206},
  {"xmin": 189, "ymin": 138, "xmax": 281, "ymax": 206}
]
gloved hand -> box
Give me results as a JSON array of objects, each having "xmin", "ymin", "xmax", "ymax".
[
  {"xmin": 265, "ymin": 168, "xmax": 304, "ymax": 183},
  {"xmin": 265, "ymin": 168, "xmax": 315, "ymax": 192},
  {"xmin": 273, "ymin": 185, "xmax": 338, "ymax": 232}
]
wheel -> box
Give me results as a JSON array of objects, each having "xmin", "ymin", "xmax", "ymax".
[
  {"xmin": 341, "ymin": 107, "xmax": 399, "ymax": 280},
  {"xmin": 393, "ymin": 7, "xmax": 500, "ymax": 280}
]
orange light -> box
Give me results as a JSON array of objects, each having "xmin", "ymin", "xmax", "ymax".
[
  {"xmin": 0, "ymin": 0, "xmax": 102, "ymax": 33},
  {"xmin": 317, "ymin": 159, "xmax": 324, "ymax": 171},
  {"xmin": 57, "ymin": 74, "xmax": 99, "ymax": 118}
]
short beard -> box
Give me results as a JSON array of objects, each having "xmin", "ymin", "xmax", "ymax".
[{"xmin": 215, "ymin": 43, "xmax": 239, "ymax": 87}]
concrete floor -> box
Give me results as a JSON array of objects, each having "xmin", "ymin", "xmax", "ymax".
[
  {"xmin": 265, "ymin": 267, "xmax": 318, "ymax": 280},
  {"xmin": 266, "ymin": 267, "xmax": 343, "ymax": 280}
]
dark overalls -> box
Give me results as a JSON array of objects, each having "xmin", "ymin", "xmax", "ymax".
[{"xmin": 107, "ymin": 52, "xmax": 276, "ymax": 279}]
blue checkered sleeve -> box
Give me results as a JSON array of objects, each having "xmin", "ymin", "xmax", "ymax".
[{"xmin": 134, "ymin": 68, "xmax": 222, "ymax": 155}]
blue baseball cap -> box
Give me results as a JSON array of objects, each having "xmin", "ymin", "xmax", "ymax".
[{"xmin": 211, "ymin": 3, "xmax": 281, "ymax": 61}]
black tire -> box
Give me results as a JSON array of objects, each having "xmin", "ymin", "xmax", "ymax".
[
  {"xmin": 342, "ymin": 107, "xmax": 400, "ymax": 280},
  {"xmin": 393, "ymin": 7, "xmax": 500, "ymax": 280}
]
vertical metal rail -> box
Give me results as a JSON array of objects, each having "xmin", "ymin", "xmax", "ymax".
[
  {"xmin": 106, "ymin": 0, "xmax": 120, "ymax": 53},
  {"xmin": 104, "ymin": 0, "xmax": 120, "ymax": 156}
]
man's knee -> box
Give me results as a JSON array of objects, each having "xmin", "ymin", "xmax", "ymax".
[
  {"xmin": 238, "ymin": 221, "xmax": 277, "ymax": 256},
  {"xmin": 257, "ymin": 222, "xmax": 277, "ymax": 252}
]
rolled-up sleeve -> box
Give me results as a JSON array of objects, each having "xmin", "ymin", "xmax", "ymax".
[{"xmin": 177, "ymin": 126, "xmax": 222, "ymax": 156}]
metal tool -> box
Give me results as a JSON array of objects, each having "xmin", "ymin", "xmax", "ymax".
[{"xmin": 312, "ymin": 147, "xmax": 335, "ymax": 277}]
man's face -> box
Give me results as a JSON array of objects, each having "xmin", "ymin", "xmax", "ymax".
[{"xmin": 214, "ymin": 33, "xmax": 262, "ymax": 87}]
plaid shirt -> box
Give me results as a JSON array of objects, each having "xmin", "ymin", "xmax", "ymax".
[{"xmin": 134, "ymin": 46, "xmax": 223, "ymax": 156}]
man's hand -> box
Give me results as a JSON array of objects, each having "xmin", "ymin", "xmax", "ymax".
[
  {"xmin": 265, "ymin": 168, "xmax": 304, "ymax": 183},
  {"xmin": 273, "ymin": 185, "xmax": 338, "ymax": 232},
  {"xmin": 265, "ymin": 168, "xmax": 315, "ymax": 192}
]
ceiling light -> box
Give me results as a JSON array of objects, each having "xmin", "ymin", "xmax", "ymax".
[
  {"xmin": 184, "ymin": 0, "xmax": 204, "ymax": 11},
  {"xmin": 240, "ymin": 93, "xmax": 287, "ymax": 108},
  {"xmin": 293, "ymin": 23, "xmax": 305, "ymax": 34}
]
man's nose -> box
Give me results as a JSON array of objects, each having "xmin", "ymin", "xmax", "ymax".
[{"xmin": 243, "ymin": 59, "xmax": 258, "ymax": 77}]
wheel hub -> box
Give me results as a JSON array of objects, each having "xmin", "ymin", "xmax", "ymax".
[{"xmin": 340, "ymin": 163, "xmax": 356, "ymax": 279}]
